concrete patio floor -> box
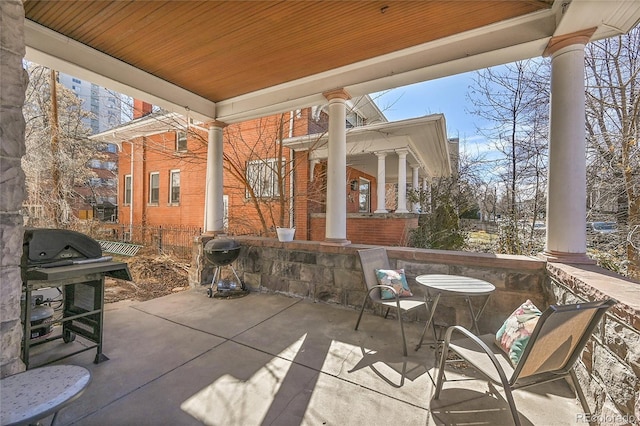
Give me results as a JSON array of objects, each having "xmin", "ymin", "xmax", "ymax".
[{"xmin": 29, "ymin": 289, "xmax": 585, "ymax": 425}]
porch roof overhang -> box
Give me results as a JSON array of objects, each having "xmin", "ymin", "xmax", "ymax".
[
  {"xmin": 89, "ymin": 112, "xmax": 190, "ymax": 147},
  {"xmin": 88, "ymin": 112, "xmax": 213, "ymax": 149},
  {"xmin": 23, "ymin": 1, "xmax": 640, "ymax": 125},
  {"xmin": 284, "ymin": 114, "xmax": 452, "ymax": 180}
]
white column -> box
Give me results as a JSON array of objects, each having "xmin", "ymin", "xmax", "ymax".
[
  {"xmin": 204, "ymin": 121, "xmax": 226, "ymax": 234},
  {"xmin": 542, "ymin": 31, "xmax": 594, "ymax": 263},
  {"xmin": 323, "ymin": 89, "xmax": 351, "ymax": 244},
  {"xmin": 374, "ymin": 152, "xmax": 388, "ymax": 213},
  {"xmin": 395, "ymin": 149, "xmax": 409, "ymax": 213},
  {"xmin": 411, "ymin": 165, "xmax": 420, "ymax": 213}
]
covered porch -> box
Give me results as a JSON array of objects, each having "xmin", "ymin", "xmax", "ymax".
[
  {"xmin": 286, "ymin": 114, "xmax": 455, "ymax": 244},
  {"xmin": 2, "ymin": 1, "xmax": 640, "ymax": 424},
  {"xmin": 12, "ymin": 0, "xmax": 639, "ymax": 254}
]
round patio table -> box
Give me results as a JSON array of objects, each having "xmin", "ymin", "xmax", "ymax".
[
  {"xmin": 0, "ymin": 364, "xmax": 91, "ymax": 426},
  {"xmin": 414, "ymin": 274, "xmax": 495, "ymax": 351}
]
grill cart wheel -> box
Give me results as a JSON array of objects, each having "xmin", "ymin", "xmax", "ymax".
[{"xmin": 63, "ymin": 330, "xmax": 76, "ymax": 343}]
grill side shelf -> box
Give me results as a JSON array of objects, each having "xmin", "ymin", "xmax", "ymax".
[{"xmin": 25, "ymin": 261, "xmax": 132, "ymax": 282}]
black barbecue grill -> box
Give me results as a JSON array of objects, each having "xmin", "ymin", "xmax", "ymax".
[
  {"xmin": 203, "ymin": 237, "xmax": 247, "ymax": 297},
  {"xmin": 21, "ymin": 228, "xmax": 132, "ymax": 369}
]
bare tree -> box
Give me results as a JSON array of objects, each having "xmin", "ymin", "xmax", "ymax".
[
  {"xmin": 223, "ymin": 112, "xmax": 329, "ymax": 236},
  {"xmin": 408, "ymin": 140, "xmax": 486, "ymax": 251},
  {"xmin": 468, "ymin": 60, "xmax": 549, "ymax": 254},
  {"xmin": 585, "ymin": 27, "xmax": 640, "ymax": 277},
  {"xmin": 22, "ymin": 64, "xmax": 96, "ymax": 226}
]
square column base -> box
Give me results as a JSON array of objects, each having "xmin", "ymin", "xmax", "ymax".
[
  {"xmin": 538, "ymin": 250, "xmax": 596, "ymax": 264},
  {"xmin": 321, "ymin": 238, "xmax": 351, "ymax": 246}
]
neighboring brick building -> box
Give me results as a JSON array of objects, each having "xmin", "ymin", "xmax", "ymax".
[
  {"xmin": 93, "ymin": 97, "xmax": 454, "ymax": 245},
  {"xmin": 73, "ymin": 142, "xmax": 119, "ymax": 222}
]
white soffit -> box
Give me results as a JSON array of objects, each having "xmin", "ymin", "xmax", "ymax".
[
  {"xmin": 556, "ymin": 0, "xmax": 640, "ymax": 40},
  {"xmin": 89, "ymin": 113, "xmax": 188, "ymax": 145}
]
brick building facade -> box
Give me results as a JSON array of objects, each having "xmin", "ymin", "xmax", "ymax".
[{"xmin": 94, "ymin": 98, "xmax": 452, "ymax": 245}]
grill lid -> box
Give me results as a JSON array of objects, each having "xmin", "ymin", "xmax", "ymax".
[
  {"xmin": 204, "ymin": 238, "xmax": 240, "ymax": 253},
  {"xmin": 204, "ymin": 238, "xmax": 241, "ymax": 267},
  {"xmin": 23, "ymin": 228, "xmax": 102, "ymax": 266}
]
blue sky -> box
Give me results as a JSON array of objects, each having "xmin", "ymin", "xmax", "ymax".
[
  {"xmin": 372, "ymin": 70, "xmax": 506, "ymax": 164},
  {"xmin": 372, "ymin": 71, "xmax": 487, "ymax": 145}
]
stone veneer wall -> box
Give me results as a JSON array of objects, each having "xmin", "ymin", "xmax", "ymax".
[
  {"xmin": 546, "ymin": 263, "xmax": 639, "ymax": 424},
  {"xmin": 191, "ymin": 236, "xmax": 548, "ymax": 337},
  {"xmin": 0, "ymin": 0, "xmax": 27, "ymax": 378}
]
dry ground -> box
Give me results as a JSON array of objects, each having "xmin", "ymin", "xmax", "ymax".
[{"xmin": 105, "ymin": 249, "xmax": 191, "ymax": 303}]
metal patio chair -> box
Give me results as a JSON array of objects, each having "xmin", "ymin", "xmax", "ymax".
[
  {"xmin": 433, "ymin": 298, "xmax": 616, "ymax": 426},
  {"xmin": 355, "ymin": 248, "xmax": 427, "ymax": 356}
]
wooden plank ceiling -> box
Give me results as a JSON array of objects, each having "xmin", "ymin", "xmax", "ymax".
[{"xmin": 23, "ymin": 1, "xmax": 552, "ymax": 103}]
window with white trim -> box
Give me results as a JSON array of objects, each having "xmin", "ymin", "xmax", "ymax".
[
  {"xmin": 149, "ymin": 172, "xmax": 159, "ymax": 204},
  {"xmin": 245, "ymin": 158, "xmax": 284, "ymax": 198},
  {"xmin": 169, "ymin": 170, "xmax": 180, "ymax": 204},
  {"xmin": 124, "ymin": 175, "xmax": 132, "ymax": 205},
  {"xmin": 346, "ymin": 112, "xmax": 365, "ymax": 128},
  {"xmin": 176, "ymin": 131, "xmax": 187, "ymax": 152}
]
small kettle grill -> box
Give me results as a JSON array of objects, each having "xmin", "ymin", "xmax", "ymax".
[{"xmin": 203, "ymin": 237, "xmax": 248, "ymax": 298}]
